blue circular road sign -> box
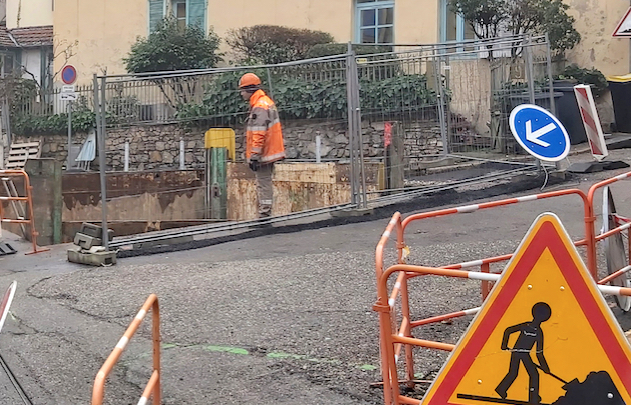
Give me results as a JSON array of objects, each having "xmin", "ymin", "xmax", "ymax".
[
  {"xmin": 61, "ymin": 65, "xmax": 77, "ymax": 85},
  {"xmin": 509, "ymin": 104, "xmax": 570, "ymax": 162}
]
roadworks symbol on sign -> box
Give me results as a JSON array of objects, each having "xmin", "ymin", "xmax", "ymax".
[{"xmin": 420, "ymin": 213, "xmax": 631, "ymax": 405}]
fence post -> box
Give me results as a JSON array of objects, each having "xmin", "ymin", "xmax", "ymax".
[
  {"xmin": 346, "ymin": 44, "xmax": 358, "ymax": 206},
  {"xmin": 94, "ymin": 75, "xmax": 109, "ymax": 249},
  {"xmin": 432, "ymin": 49, "xmax": 449, "ymax": 156},
  {"xmin": 523, "ymin": 37, "xmax": 542, "ymax": 172}
]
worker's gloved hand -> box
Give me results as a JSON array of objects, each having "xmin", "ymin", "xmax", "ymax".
[{"xmin": 249, "ymin": 155, "xmax": 260, "ymax": 172}]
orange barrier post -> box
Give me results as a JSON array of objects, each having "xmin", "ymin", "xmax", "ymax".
[
  {"xmin": 92, "ymin": 294, "xmax": 160, "ymax": 405},
  {"xmin": 588, "ymin": 171, "xmax": 631, "ymax": 280},
  {"xmin": 375, "ymin": 264, "xmax": 631, "ymax": 405},
  {"xmin": 0, "ymin": 170, "xmax": 49, "ymax": 254}
]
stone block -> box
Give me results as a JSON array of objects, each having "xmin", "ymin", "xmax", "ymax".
[
  {"xmin": 67, "ymin": 248, "xmax": 117, "ymax": 266},
  {"xmin": 73, "ymin": 233, "xmax": 102, "ymax": 249}
]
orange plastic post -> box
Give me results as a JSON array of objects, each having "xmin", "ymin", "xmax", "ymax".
[{"xmin": 92, "ymin": 294, "xmax": 160, "ymax": 405}]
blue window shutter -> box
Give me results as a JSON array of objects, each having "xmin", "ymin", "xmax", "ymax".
[
  {"xmin": 149, "ymin": 0, "xmax": 165, "ymax": 33},
  {"xmin": 187, "ymin": 0, "xmax": 206, "ymax": 30}
]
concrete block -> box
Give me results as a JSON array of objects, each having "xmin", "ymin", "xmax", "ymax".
[
  {"xmin": 67, "ymin": 248, "xmax": 117, "ymax": 266},
  {"xmin": 73, "ymin": 232, "xmax": 102, "ymax": 249},
  {"xmin": 80, "ymin": 222, "xmax": 114, "ymax": 239}
]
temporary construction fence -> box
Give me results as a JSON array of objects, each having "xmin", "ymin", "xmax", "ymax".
[
  {"xmin": 374, "ymin": 171, "xmax": 631, "ymax": 405},
  {"xmin": 10, "ymin": 35, "xmax": 557, "ymax": 238},
  {"xmin": 92, "ymin": 294, "xmax": 161, "ymax": 405}
]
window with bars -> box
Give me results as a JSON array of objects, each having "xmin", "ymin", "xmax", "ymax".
[
  {"xmin": 148, "ymin": 0, "xmax": 207, "ymax": 33},
  {"xmin": 355, "ymin": 0, "xmax": 394, "ymax": 44}
]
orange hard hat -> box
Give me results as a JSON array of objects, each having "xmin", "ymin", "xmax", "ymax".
[{"xmin": 238, "ymin": 73, "xmax": 261, "ymax": 89}]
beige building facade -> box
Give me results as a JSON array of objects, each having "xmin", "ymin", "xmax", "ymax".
[
  {"xmin": 49, "ymin": 0, "xmax": 631, "ymax": 83},
  {"xmin": 54, "ymin": 0, "xmax": 444, "ymax": 84},
  {"xmin": 6, "ymin": 0, "xmax": 52, "ymax": 29},
  {"xmin": 565, "ymin": 0, "xmax": 630, "ymax": 76}
]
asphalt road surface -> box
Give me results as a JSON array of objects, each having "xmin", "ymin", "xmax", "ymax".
[{"xmin": 1, "ymin": 150, "xmax": 631, "ymax": 405}]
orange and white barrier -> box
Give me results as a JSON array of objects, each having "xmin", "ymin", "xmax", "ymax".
[
  {"xmin": 92, "ymin": 294, "xmax": 161, "ymax": 405},
  {"xmin": 375, "ymin": 171, "xmax": 631, "ymax": 405},
  {"xmin": 574, "ymin": 84, "xmax": 608, "ymax": 161}
]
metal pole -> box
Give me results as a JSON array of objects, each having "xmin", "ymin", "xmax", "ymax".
[
  {"xmin": 544, "ymin": 34, "xmax": 556, "ymax": 116},
  {"xmin": 315, "ymin": 135, "xmax": 321, "ymax": 163},
  {"xmin": 124, "ymin": 141, "xmax": 129, "ymax": 172},
  {"xmin": 524, "ymin": 41, "xmax": 536, "ymax": 104},
  {"xmin": 433, "ymin": 49, "xmax": 449, "ymax": 156},
  {"xmin": 179, "ymin": 138, "xmax": 185, "ymax": 170},
  {"xmin": 66, "ymin": 100, "xmax": 72, "ymax": 169},
  {"xmin": 352, "ymin": 58, "xmax": 368, "ymax": 209},
  {"xmin": 524, "ymin": 38, "xmax": 541, "ymax": 171},
  {"xmin": 544, "ymin": 33, "xmax": 561, "ymax": 170},
  {"xmin": 96, "ymin": 75, "xmax": 109, "ymax": 248},
  {"xmin": 346, "ymin": 43, "xmax": 358, "ymax": 206}
]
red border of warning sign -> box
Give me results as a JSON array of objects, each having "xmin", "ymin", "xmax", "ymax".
[
  {"xmin": 613, "ymin": 7, "xmax": 631, "ymax": 37},
  {"xmin": 425, "ymin": 220, "xmax": 631, "ymax": 405}
]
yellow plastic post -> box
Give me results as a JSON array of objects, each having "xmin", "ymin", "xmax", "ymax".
[{"xmin": 204, "ymin": 128, "xmax": 236, "ymax": 161}]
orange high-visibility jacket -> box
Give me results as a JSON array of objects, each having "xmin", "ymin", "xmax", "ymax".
[{"xmin": 246, "ymin": 90, "xmax": 286, "ymax": 164}]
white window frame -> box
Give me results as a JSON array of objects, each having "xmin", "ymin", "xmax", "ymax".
[
  {"xmin": 172, "ymin": 0, "xmax": 187, "ymax": 28},
  {"xmin": 440, "ymin": 0, "xmax": 480, "ymax": 55},
  {"xmin": 440, "ymin": 0, "xmax": 469, "ymax": 43},
  {"xmin": 355, "ymin": 0, "xmax": 395, "ymax": 44}
]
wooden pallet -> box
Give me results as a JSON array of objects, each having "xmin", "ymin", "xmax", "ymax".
[{"xmin": 5, "ymin": 141, "xmax": 41, "ymax": 170}]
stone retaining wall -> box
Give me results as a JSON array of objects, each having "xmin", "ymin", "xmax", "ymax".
[{"xmin": 11, "ymin": 117, "xmax": 443, "ymax": 172}]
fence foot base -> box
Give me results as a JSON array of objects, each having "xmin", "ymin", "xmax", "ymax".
[
  {"xmin": 567, "ymin": 160, "xmax": 629, "ymax": 174},
  {"xmin": 331, "ymin": 207, "xmax": 374, "ymax": 218}
]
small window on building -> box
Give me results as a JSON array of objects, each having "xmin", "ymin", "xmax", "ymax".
[
  {"xmin": 173, "ymin": 1, "xmax": 187, "ymax": 30},
  {"xmin": 1, "ymin": 53, "xmax": 15, "ymax": 77},
  {"xmin": 356, "ymin": 0, "xmax": 394, "ymax": 44},
  {"xmin": 441, "ymin": 0, "xmax": 476, "ymax": 47},
  {"xmin": 149, "ymin": 0, "xmax": 206, "ymax": 33}
]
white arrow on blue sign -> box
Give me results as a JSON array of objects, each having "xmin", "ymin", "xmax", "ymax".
[{"xmin": 509, "ymin": 104, "xmax": 570, "ymax": 162}]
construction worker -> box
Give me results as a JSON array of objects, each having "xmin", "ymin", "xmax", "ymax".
[{"xmin": 238, "ymin": 72, "xmax": 286, "ymax": 219}]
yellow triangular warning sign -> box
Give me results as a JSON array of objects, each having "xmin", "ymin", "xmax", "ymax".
[{"xmin": 421, "ymin": 213, "xmax": 631, "ymax": 405}]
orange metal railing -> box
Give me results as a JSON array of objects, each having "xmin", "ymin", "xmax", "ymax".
[
  {"xmin": 374, "ymin": 171, "xmax": 631, "ymax": 405},
  {"xmin": 92, "ymin": 294, "xmax": 161, "ymax": 405},
  {"xmin": 0, "ymin": 170, "xmax": 48, "ymax": 254}
]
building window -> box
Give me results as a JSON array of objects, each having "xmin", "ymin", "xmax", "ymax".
[
  {"xmin": 356, "ymin": 0, "xmax": 394, "ymax": 44},
  {"xmin": 149, "ymin": 0, "xmax": 206, "ymax": 33},
  {"xmin": 440, "ymin": 0, "xmax": 475, "ymax": 45},
  {"xmin": 173, "ymin": 0, "xmax": 187, "ymax": 30},
  {"xmin": 0, "ymin": 52, "xmax": 16, "ymax": 77}
]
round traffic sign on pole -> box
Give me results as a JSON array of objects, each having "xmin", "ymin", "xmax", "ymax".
[
  {"xmin": 61, "ymin": 65, "xmax": 77, "ymax": 85},
  {"xmin": 509, "ymin": 104, "xmax": 570, "ymax": 162}
]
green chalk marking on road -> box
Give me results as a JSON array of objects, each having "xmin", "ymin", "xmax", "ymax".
[
  {"xmin": 204, "ymin": 345, "xmax": 249, "ymax": 355},
  {"xmin": 267, "ymin": 352, "xmax": 305, "ymax": 360},
  {"xmin": 160, "ymin": 343, "xmax": 372, "ymax": 371},
  {"xmin": 358, "ymin": 364, "xmax": 377, "ymax": 371}
]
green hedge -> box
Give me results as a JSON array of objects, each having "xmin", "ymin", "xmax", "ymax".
[{"xmin": 175, "ymin": 73, "xmax": 438, "ymax": 126}]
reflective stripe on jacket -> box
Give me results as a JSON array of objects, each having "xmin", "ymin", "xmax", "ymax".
[{"xmin": 246, "ymin": 90, "xmax": 286, "ymax": 164}]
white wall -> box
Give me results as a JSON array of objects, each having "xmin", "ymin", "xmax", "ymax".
[{"xmin": 21, "ymin": 48, "xmax": 42, "ymax": 84}]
